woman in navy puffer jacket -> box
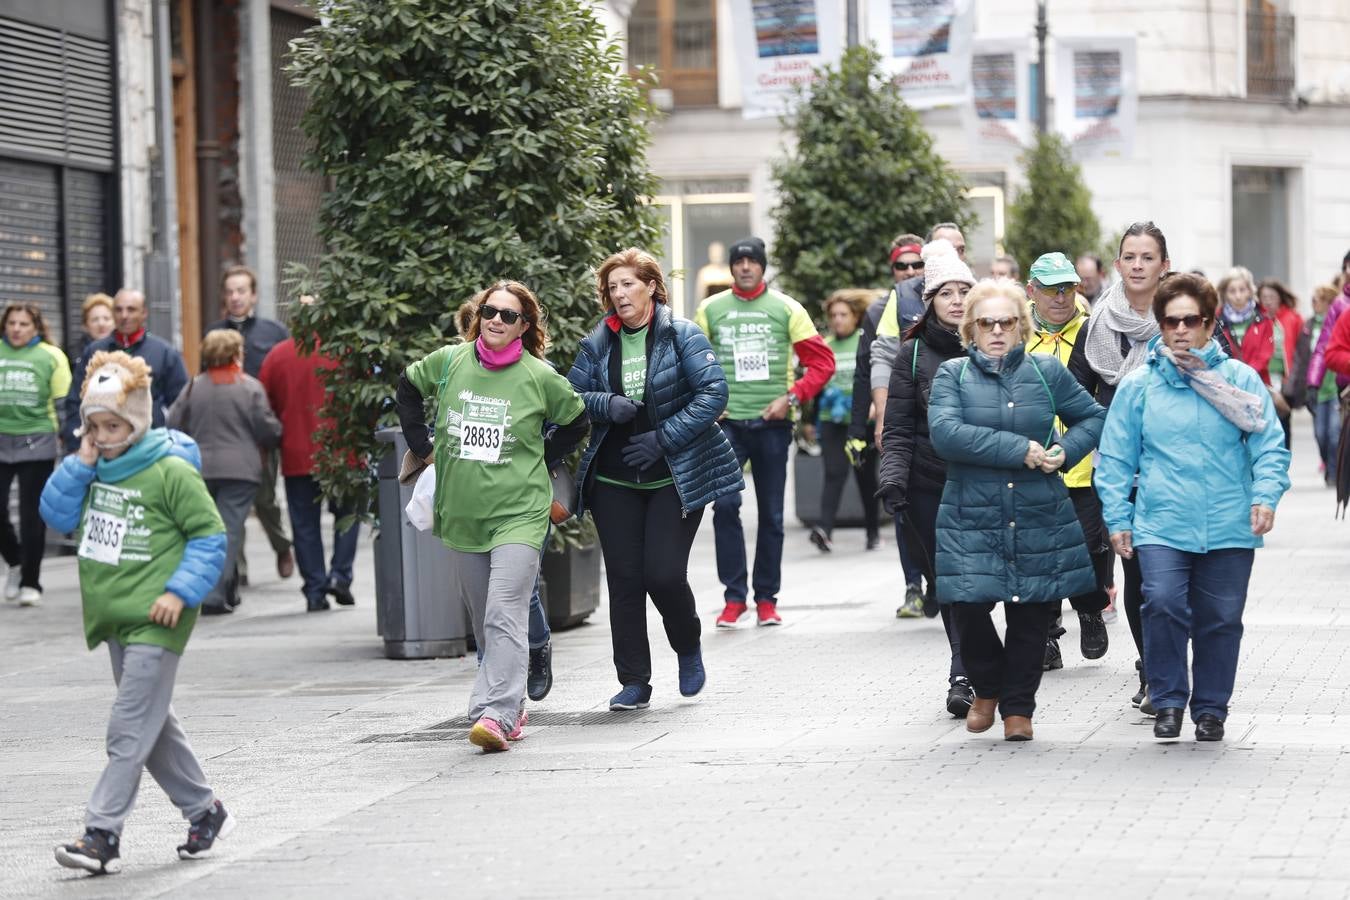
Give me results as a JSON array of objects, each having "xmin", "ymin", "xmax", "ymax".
[
  {"xmin": 568, "ymin": 248, "xmax": 742, "ymax": 713},
  {"xmin": 928, "ymin": 279, "xmax": 1105, "ymax": 742}
]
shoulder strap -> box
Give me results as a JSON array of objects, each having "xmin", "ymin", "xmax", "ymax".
[{"xmin": 911, "ymin": 340, "xmax": 920, "ymax": 378}]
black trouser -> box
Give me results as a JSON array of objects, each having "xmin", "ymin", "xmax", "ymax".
[
  {"xmin": 0, "ymin": 458, "xmax": 54, "ymax": 591},
  {"xmin": 817, "ymin": 421, "xmax": 879, "ymax": 539},
  {"xmin": 901, "ymin": 483, "xmax": 964, "ymax": 678},
  {"xmin": 1056, "ymin": 486, "xmax": 1111, "ymax": 623},
  {"xmin": 591, "ymin": 480, "xmax": 704, "ymax": 688},
  {"xmin": 1122, "ymin": 552, "xmax": 1145, "ymax": 663},
  {"xmin": 952, "ymin": 602, "xmax": 1056, "ymax": 718}
]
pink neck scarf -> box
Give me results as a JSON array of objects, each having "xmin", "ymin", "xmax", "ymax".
[{"xmin": 476, "ymin": 336, "xmax": 524, "ymax": 370}]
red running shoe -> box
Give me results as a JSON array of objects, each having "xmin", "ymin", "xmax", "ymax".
[
  {"xmin": 715, "ymin": 601, "xmax": 747, "ymax": 628},
  {"xmin": 756, "ymin": 603, "xmax": 782, "ymax": 627}
]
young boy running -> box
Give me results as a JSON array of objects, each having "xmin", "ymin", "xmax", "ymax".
[{"xmin": 40, "ymin": 351, "xmax": 232, "ymax": 875}]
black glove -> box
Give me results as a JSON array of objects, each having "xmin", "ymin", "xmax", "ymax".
[
  {"xmin": 621, "ymin": 431, "xmax": 663, "ymax": 470},
  {"xmin": 609, "ymin": 395, "xmax": 643, "ymax": 424},
  {"xmin": 877, "ymin": 482, "xmax": 908, "ymax": 516}
]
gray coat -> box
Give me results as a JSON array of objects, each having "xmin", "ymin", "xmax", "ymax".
[{"xmin": 167, "ymin": 373, "xmax": 281, "ymax": 483}]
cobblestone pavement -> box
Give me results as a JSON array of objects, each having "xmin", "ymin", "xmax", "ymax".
[{"xmin": 2, "ymin": 431, "xmax": 1349, "ymax": 899}]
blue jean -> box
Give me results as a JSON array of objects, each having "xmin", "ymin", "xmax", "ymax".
[
  {"xmin": 284, "ymin": 475, "xmax": 360, "ymax": 605},
  {"xmin": 1311, "ymin": 397, "xmax": 1341, "ymax": 477},
  {"xmin": 1137, "ymin": 545, "xmax": 1255, "ymax": 722},
  {"xmin": 713, "ymin": 420, "xmax": 790, "ymax": 604}
]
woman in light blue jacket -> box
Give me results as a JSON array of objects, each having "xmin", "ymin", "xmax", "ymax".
[{"xmin": 1097, "ymin": 274, "xmax": 1291, "ymax": 743}]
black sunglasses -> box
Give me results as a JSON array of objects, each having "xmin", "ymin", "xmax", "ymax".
[
  {"xmin": 480, "ymin": 304, "xmax": 525, "ymax": 326},
  {"xmin": 893, "ymin": 260, "xmax": 925, "ymax": 271},
  {"xmin": 1161, "ymin": 314, "xmax": 1210, "ymax": 330}
]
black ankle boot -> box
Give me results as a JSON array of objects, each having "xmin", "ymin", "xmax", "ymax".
[{"xmin": 1153, "ymin": 708, "xmax": 1183, "ymax": 740}]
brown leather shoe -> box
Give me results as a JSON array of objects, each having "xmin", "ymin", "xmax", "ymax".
[
  {"xmin": 277, "ymin": 548, "xmax": 295, "ymax": 579},
  {"xmin": 966, "ymin": 697, "xmax": 997, "ymax": 733},
  {"xmin": 1003, "ymin": 715, "xmax": 1033, "ymax": 741}
]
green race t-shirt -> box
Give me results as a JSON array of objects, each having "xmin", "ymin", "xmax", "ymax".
[
  {"xmin": 76, "ymin": 455, "xmax": 225, "ymax": 654},
  {"xmin": 0, "ymin": 340, "xmax": 72, "ymax": 434},
  {"xmin": 695, "ymin": 286, "xmax": 816, "ymax": 419},
  {"xmin": 405, "ymin": 343, "xmax": 585, "ymax": 553},
  {"xmin": 620, "ymin": 325, "xmax": 647, "ymax": 399}
]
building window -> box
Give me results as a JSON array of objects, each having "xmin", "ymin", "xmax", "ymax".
[
  {"xmin": 652, "ymin": 179, "xmax": 753, "ymax": 317},
  {"xmin": 1232, "ymin": 166, "xmax": 1290, "ymax": 283},
  {"xmin": 628, "ymin": 0, "xmax": 718, "ymax": 108},
  {"xmin": 1246, "ymin": 2, "xmax": 1295, "ymax": 100}
]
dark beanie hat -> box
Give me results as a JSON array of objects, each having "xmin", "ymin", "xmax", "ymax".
[{"xmin": 728, "ymin": 236, "xmax": 767, "ymax": 271}]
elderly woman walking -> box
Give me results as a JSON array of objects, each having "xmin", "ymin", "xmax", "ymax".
[
  {"xmin": 1097, "ymin": 274, "xmax": 1290, "ymax": 741},
  {"xmin": 928, "ymin": 279, "xmax": 1106, "ymax": 741},
  {"xmin": 568, "ymin": 249, "xmax": 741, "ymax": 711},
  {"xmin": 167, "ymin": 329, "xmax": 281, "ymax": 614}
]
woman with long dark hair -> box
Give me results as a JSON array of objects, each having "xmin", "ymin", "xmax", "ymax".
[
  {"xmin": 877, "ymin": 239, "xmax": 974, "ymax": 716},
  {"xmin": 1068, "ymin": 221, "xmax": 1171, "ymax": 713},
  {"xmin": 0, "ymin": 302, "xmax": 71, "ymax": 606}
]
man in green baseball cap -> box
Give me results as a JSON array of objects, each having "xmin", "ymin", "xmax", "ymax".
[{"xmin": 1023, "ymin": 250, "xmax": 1112, "ymax": 672}]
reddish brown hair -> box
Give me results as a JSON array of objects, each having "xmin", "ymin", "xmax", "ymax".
[
  {"xmin": 463, "ymin": 281, "xmax": 550, "ymax": 359},
  {"xmin": 2, "ymin": 302, "xmax": 51, "ymax": 343},
  {"xmin": 1153, "ymin": 273, "xmax": 1219, "ymax": 323},
  {"xmin": 595, "ymin": 248, "xmax": 669, "ymax": 313}
]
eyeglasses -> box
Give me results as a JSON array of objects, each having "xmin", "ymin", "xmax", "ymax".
[
  {"xmin": 893, "ymin": 260, "xmax": 924, "ymax": 272},
  {"xmin": 1161, "ymin": 314, "xmax": 1209, "ymax": 330},
  {"xmin": 479, "ymin": 304, "xmax": 525, "ymax": 325},
  {"xmin": 1034, "ymin": 283, "xmax": 1074, "ymax": 297},
  {"xmin": 975, "ymin": 316, "xmax": 1019, "ymax": 333}
]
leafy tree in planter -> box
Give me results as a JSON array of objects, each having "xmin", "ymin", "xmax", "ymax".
[
  {"xmin": 771, "ymin": 46, "xmax": 971, "ymax": 317},
  {"xmin": 285, "ymin": 0, "xmax": 661, "ymax": 513},
  {"xmin": 1002, "ymin": 131, "xmax": 1102, "ymax": 273}
]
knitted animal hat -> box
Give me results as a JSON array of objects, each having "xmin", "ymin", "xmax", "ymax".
[
  {"xmin": 80, "ymin": 350, "xmax": 153, "ymax": 446},
  {"xmin": 921, "ymin": 238, "xmax": 976, "ymax": 300}
]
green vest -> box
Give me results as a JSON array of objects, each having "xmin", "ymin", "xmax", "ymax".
[
  {"xmin": 694, "ymin": 286, "xmax": 816, "ymax": 419},
  {"xmin": 77, "ymin": 455, "xmax": 225, "ymax": 654},
  {"xmin": 405, "ymin": 344, "xmax": 585, "ymax": 553},
  {"xmin": 0, "ymin": 340, "xmax": 72, "ymax": 434}
]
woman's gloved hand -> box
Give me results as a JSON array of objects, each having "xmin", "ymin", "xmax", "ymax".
[
  {"xmin": 621, "ymin": 431, "xmax": 664, "ymax": 470},
  {"xmin": 609, "ymin": 395, "xmax": 643, "ymax": 424}
]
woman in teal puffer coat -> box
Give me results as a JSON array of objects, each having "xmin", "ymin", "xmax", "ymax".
[{"xmin": 928, "ymin": 279, "xmax": 1106, "ymax": 742}]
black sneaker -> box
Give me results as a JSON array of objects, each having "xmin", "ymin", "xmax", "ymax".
[
  {"xmin": 527, "ymin": 641, "xmax": 553, "ymax": 702},
  {"xmin": 1131, "ymin": 658, "xmax": 1146, "ymax": 707},
  {"xmin": 55, "ymin": 827, "xmax": 121, "ymax": 875},
  {"xmin": 809, "ymin": 526, "xmax": 832, "ymax": 553},
  {"xmin": 326, "ymin": 581, "xmax": 356, "ymax": 606},
  {"xmin": 1078, "ymin": 611, "xmax": 1109, "ymax": 659},
  {"xmin": 1043, "ymin": 635, "xmax": 1063, "ymax": 671},
  {"xmin": 946, "ymin": 676, "xmax": 974, "ymax": 718},
  {"xmin": 177, "ymin": 800, "xmax": 235, "ymax": 860},
  {"xmin": 306, "ymin": 596, "xmax": 331, "ymax": 612}
]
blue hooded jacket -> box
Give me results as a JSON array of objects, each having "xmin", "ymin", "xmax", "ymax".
[{"xmin": 1096, "ymin": 337, "xmax": 1291, "ymax": 553}]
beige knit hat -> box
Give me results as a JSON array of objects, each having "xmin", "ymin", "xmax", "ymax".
[
  {"xmin": 921, "ymin": 238, "xmax": 976, "ymax": 300},
  {"xmin": 79, "ymin": 351, "xmax": 153, "ymax": 447}
]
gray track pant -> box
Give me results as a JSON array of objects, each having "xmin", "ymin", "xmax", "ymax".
[
  {"xmin": 86, "ymin": 642, "xmax": 215, "ymax": 834},
  {"xmin": 450, "ymin": 543, "xmax": 540, "ymax": 730}
]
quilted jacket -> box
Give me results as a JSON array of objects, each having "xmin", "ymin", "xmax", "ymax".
[
  {"xmin": 928, "ymin": 345, "xmax": 1105, "ymax": 604},
  {"xmin": 878, "ymin": 315, "xmax": 964, "ymax": 501},
  {"xmin": 568, "ymin": 304, "xmax": 743, "ymax": 516}
]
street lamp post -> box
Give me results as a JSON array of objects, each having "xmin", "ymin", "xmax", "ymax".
[
  {"xmin": 1035, "ymin": 1, "xmax": 1048, "ymax": 134},
  {"xmin": 847, "ymin": 0, "xmax": 858, "ymax": 48}
]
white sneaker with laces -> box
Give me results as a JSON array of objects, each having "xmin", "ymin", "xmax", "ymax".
[
  {"xmin": 4, "ymin": 567, "xmax": 20, "ymax": 601},
  {"xmin": 18, "ymin": 587, "xmax": 41, "ymax": 607}
]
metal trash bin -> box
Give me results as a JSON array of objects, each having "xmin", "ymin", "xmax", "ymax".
[{"xmin": 373, "ymin": 428, "xmax": 469, "ymax": 659}]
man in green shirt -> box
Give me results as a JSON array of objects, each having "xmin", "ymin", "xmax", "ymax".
[{"xmin": 695, "ymin": 237, "xmax": 835, "ymax": 627}]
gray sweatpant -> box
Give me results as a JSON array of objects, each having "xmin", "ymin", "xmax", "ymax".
[
  {"xmin": 450, "ymin": 543, "xmax": 541, "ymax": 730},
  {"xmin": 86, "ymin": 642, "xmax": 215, "ymax": 835}
]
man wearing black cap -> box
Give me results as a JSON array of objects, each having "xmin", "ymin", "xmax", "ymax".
[{"xmin": 695, "ymin": 237, "xmax": 835, "ymax": 627}]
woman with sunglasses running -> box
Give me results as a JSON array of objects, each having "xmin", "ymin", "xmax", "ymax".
[
  {"xmin": 1097, "ymin": 274, "xmax": 1289, "ymax": 742},
  {"xmin": 877, "ymin": 239, "xmax": 975, "ymax": 717},
  {"xmin": 928, "ymin": 279, "xmax": 1105, "ymax": 741},
  {"xmin": 1068, "ymin": 221, "xmax": 1170, "ymax": 713},
  {"xmin": 397, "ymin": 281, "xmax": 588, "ymax": 752}
]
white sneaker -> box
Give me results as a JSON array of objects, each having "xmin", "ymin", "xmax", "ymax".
[
  {"xmin": 18, "ymin": 587, "xmax": 41, "ymax": 607},
  {"xmin": 3, "ymin": 567, "xmax": 20, "ymax": 600}
]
